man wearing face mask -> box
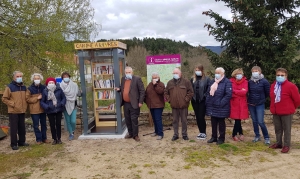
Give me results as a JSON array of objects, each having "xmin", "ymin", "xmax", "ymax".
[
  {"xmin": 145, "ymin": 72, "xmax": 165, "ymax": 140},
  {"xmin": 116, "ymin": 66, "xmax": 145, "ymax": 142},
  {"xmin": 2, "ymin": 71, "xmax": 29, "ymax": 150},
  {"xmin": 164, "ymin": 68, "xmax": 194, "ymax": 141},
  {"xmin": 26, "ymin": 73, "xmax": 49, "ymax": 144},
  {"xmin": 269, "ymin": 68, "xmax": 300, "ymax": 153}
]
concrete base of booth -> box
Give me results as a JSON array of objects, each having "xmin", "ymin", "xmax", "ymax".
[{"xmin": 78, "ymin": 128, "xmax": 128, "ymax": 140}]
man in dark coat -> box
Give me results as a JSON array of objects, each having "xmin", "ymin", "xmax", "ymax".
[{"xmin": 116, "ymin": 67, "xmax": 145, "ymax": 141}]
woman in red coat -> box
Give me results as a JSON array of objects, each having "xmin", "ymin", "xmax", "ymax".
[{"xmin": 230, "ymin": 68, "xmax": 249, "ymax": 141}]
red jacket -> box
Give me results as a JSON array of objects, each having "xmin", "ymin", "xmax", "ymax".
[
  {"xmin": 270, "ymin": 80, "xmax": 300, "ymax": 115},
  {"xmin": 229, "ymin": 77, "xmax": 249, "ymax": 120}
]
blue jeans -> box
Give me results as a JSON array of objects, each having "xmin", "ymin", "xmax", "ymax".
[
  {"xmin": 64, "ymin": 109, "xmax": 77, "ymax": 135},
  {"xmin": 248, "ymin": 104, "xmax": 269, "ymax": 139},
  {"xmin": 150, "ymin": 108, "xmax": 164, "ymax": 137},
  {"xmin": 31, "ymin": 113, "xmax": 47, "ymax": 142}
]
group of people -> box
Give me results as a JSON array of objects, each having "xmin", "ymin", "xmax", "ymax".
[
  {"xmin": 2, "ymin": 65, "xmax": 300, "ymax": 153},
  {"xmin": 121, "ymin": 66, "xmax": 300, "ymax": 153},
  {"xmin": 2, "ymin": 71, "xmax": 80, "ymax": 150}
]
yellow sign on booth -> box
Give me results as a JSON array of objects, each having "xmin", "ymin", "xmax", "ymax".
[{"xmin": 74, "ymin": 41, "xmax": 127, "ymax": 50}]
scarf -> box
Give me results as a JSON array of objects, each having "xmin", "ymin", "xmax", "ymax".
[
  {"xmin": 60, "ymin": 80, "xmax": 78, "ymax": 115},
  {"xmin": 47, "ymin": 85, "xmax": 57, "ymax": 107},
  {"xmin": 210, "ymin": 75, "xmax": 224, "ymax": 96},
  {"xmin": 274, "ymin": 82, "xmax": 281, "ymax": 103},
  {"xmin": 250, "ymin": 74, "xmax": 264, "ymax": 83}
]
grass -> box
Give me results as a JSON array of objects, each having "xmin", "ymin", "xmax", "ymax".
[
  {"xmin": 183, "ymin": 142, "xmax": 277, "ymax": 168},
  {"xmin": 0, "ymin": 144, "xmax": 64, "ymax": 176}
]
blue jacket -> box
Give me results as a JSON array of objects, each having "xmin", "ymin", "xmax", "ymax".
[
  {"xmin": 248, "ymin": 78, "xmax": 270, "ymax": 106},
  {"xmin": 40, "ymin": 86, "xmax": 66, "ymax": 114},
  {"xmin": 28, "ymin": 83, "xmax": 46, "ymax": 95},
  {"xmin": 206, "ymin": 77, "xmax": 232, "ymax": 118}
]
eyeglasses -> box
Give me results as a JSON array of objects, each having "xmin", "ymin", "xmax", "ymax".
[{"xmin": 276, "ymin": 75, "xmax": 285, "ymax": 77}]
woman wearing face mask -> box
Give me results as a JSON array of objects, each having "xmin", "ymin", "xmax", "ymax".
[
  {"xmin": 248, "ymin": 66, "xmax": 270, "ymax": 144},
  {"xmin": 40, "ymin": 78, "xmax": 66, "ymax": 145},
  {"xmin": 144, "ymin": 72, "xmax": 165, "ymax": 140},
  {"xmin": 206, "ymin": 67, "xmax": 232, "ymax": 145},
  {"xmin": 269, "ymin": 68, "xmax": 300, "ymax": 153},
  {"xmin": 229, "ymin": 68, "xmax": 249, "ymax": 141},
  {"xmin": 60, "ymin": 72, "xmax": 80, "ymax": 141},
  {"xmin": 26, "ymin": 73, "xmax": 49, "ymax": 144},
  {"xmin": 190, "ymin": 64, "xmax": 210, "ymax": 140}
]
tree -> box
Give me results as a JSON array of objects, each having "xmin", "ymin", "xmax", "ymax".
[
  {"xmin": 203, "ymin": 0, "xmax": 300, "ymax": 84},
  {"xmin": 0, "ymin": 0, "xmax": 99, "ymax": 89},
  {"xmin": 126, "ymin": 45, "xmax": 150, "ymax": 77}
]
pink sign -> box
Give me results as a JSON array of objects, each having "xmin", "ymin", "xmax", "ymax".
[{"xmin": 146, "ymin": 54, "xmax": 181, "ymax": 65}]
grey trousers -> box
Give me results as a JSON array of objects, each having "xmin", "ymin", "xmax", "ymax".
[
  {"xmin": 172, "ymin": 108, "xmax": 188, "ymax": 137},
  {"xmin": 272, "ymin": 114, "xmax": 293, "ymax": 147}
]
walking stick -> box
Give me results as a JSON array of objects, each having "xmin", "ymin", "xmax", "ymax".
[{"xmin": 142, "ymin": 127, "xmax": 171, "ymax": 136}]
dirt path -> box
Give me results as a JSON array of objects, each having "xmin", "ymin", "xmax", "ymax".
[{"xmin": 1, "ymin": 123, "xmax": 300, "ymax": 179}]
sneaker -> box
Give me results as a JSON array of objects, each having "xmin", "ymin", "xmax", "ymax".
[
  {"xmin": 183, "ymin": 136, "xmax": 189, "ymax": 140},
  {"xmin": 207, "ymin": 138, "xmax": 217, "ymax": 143},
  {"xmin": 171, "ymin": 136, "xmax": 179, "ymax": 141},
  {"xmin": 150, "ymin": 133, "xmax": 157, "ymax": 137},
  {"xmin": 11, "ymin": 146, "xmax": 19, "ymax": 150},
  {"xmin": 36, "ymin": 141, "xmax": 42, "ymax": 145},
  {"xmin": 252, "ymin": 137, "xmax": 261, "ymax": 143},
  {"xmin": 269, "ymin": 143, "xmax": 283, "ymax": 149},
  {"xmin": 57, "ymin": 139, "xmax": 63, "ymax": 144},
  {"xmin": 133, "ymin": 136, "xmax": 140, "ymax": 142},
  {"xmin": 42, "ymin": 139, "xmax": 51, "ymax": 143},
  {"xmin": 197, "ymin": 133, "xmax": 207, "ymax": 140},
  {"xmin": 232, "ymin": 136, "xmax": 240, "ymax": 141},
  {"xmin": 52, "ymin": 140, "xmax": 57, "ymax": 145},
  {"xmin": 281, "ymin": 146, "xmax": 290, "ymax": 153},
  {"xmin": 125, "ymin": 133, "xmax": 133, "ymax": 139},
  {"xmin": 156, "ymin": 136, "xmax": 163, "ymax": 140},
  {"xmin": 69, "ymin": 134, "xmax": 74, "ymax": 141},
  {"xmin": 239, "ymin": 135, "xmax": 244, "ymax": 141},
  {"xmin": 217, "ymin": 140, "xmax": 224, "ymax": 145},
  {"xmin": 264, "ymin": 138, "xmax": 270, "ymax": 145}
]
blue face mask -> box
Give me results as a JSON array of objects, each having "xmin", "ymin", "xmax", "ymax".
[
  {"xmin": 125, "ymin": 74, "xmax": 132, "ymax": 79},
  {"xmin": 215, "ymin": 74, "xmax": 221, "ymax": 80},
  {"xmin": 63, "ymin": 78, "xmax": 70, "ymax": 83},
  {"xmin": 16, "ymin": 77, "xmax": 22, "ymax": 83},
  {"xmin": 236, "ymin": 74, "xmax": 243, "ymax": 80},
  {"xmin": 195, "ymin": 71, "xmax": 202, "ymax": 76},
  {"xmin": 173, "ymin": 74, "xmax": 180, "ymax": 80},
  {"xmin": 252, "ymin": 72, "xmax": 259, "ymax": 78},
  {"xmin": 276, "ymin": 76, "xmax": 286, "ymax": 83}
]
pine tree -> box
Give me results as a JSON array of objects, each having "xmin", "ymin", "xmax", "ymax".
[{"xmin": 203, "ymin": 0, "xmax": 300, "ymax": 85}]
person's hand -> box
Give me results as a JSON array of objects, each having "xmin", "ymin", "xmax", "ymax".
[
  {"xmin": 152, "ymin": 79, "xmax": 157, "ymax": 84},
  {"xmin": 37, "ymin": 94, "xmax": 42, "ymax": 99},
  {"xmin": 241, "ymin": 88, "xmax": 246, "ymax": 91},
  {"xmin": 115, "ymin": 87, "xmax": 120, "ymax": 91},
  {"xmin": 138, "ymin": 103, "xmax": 143, "ymax": 107}
]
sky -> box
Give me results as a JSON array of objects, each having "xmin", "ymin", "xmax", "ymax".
[{"xmin": 91, "ymin": 0, "xmax": 232, "ymax": 46}]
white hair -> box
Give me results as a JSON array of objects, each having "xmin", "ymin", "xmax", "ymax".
[
  {"xmin": 30, "ymin": 73, "xmax": 44, "ymax": 81},
  {"xmin": 216, "ymin": 67, "xmax": 225, "ymax": 74},
  {"xmin": 13, "ymin": 71, "xmax": 23, "ymax": 77},
  {"xmin": 151, "ymin": 72, "xmax": 159, "ymax": 77},
  {"xmin": 125, "ymin": 66, "xmax": 133, "ymax": 72}
]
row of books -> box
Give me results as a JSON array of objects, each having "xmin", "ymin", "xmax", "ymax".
[
  {"xmin": 93, "ymin": 64, "xmax": 113, "ymax": 74},
  {"xmin": 96, "ymin": 90, "xmax": 115, "ymax": 99},
  {"xmin": 94, "ymin": 79, "xmax": 115, "ymax": 88},
  {"xmin": 96, "ymin": 103, "xmax": 115, "ymax": 111}
]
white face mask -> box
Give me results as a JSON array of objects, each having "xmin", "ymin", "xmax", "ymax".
[
  {"xmin": 34, "ymin": 80, "xmax": 41, "ymax": 85},
  {"xmin": 48, "ymin": 84, "xmax": 55, "ymax": 88}
]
